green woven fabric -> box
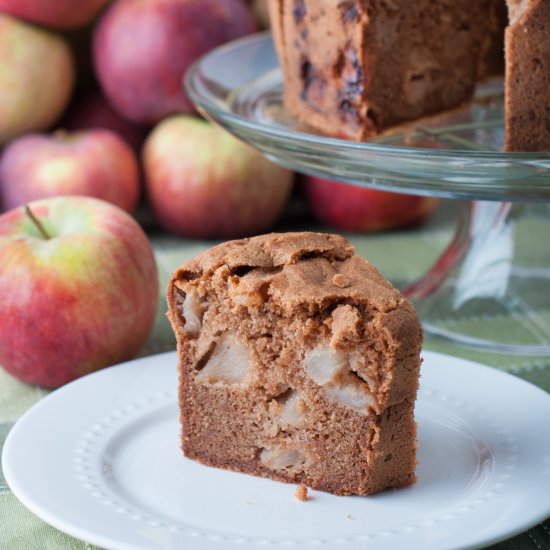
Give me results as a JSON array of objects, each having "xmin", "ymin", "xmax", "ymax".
[{"xmin": 1, "ymin": 200, "xmax": 549, "ymax": 550}]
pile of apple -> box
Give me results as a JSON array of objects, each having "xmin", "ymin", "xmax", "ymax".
[
  {"xmin": 0, "ymin": 0, "xmax": 293, "ymax": 236},
  {"xmin": 0, "ymin": 0, "xmax": 437, "ymax": 389}
]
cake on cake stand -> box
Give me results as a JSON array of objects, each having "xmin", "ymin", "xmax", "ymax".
[{"xmin": 186, "ymin": 32, "xmax": 550, "ymax": 356}]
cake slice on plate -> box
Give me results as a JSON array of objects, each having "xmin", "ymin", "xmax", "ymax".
[{"xmin": 167, "ymin": 232, "xmax": 422, "ymax": 495}]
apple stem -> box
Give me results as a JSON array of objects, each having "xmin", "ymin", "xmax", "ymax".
[{"xmin": 24, "ymin": 205, "xmax": 50, "ymax": 240}]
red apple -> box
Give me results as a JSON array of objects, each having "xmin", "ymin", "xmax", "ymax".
[
  {"xmin": 59, "ymin": 90, "xmax": 149, "ymax": 153},
  {"xmin": 143, "ymin": 115, "xmax": 294, "ymax": 238},
  {"xmin": 304, "ymin": 175, "xmax": 439, "ymax": 232},
  {"xmin": 0, "ymin": 0, "xmax": 111, "ymax": 29},
  {"xmin": 0, "ymin": 196, "xmax": 159, "ymax": 388},
  {"xmin": 0, "ymin": 14, "xmax": 74, "ymax": 146},
  {"xmin": 93, "ymin": 0, "xmax": 257, "ymax": 125},
  {"xmin": 0, "ymin": 129, "xmax": 140, "ymax": 213}
]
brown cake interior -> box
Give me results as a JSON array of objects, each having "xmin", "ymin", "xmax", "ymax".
[{"xmin": 167, "ymin": 233, "xmax": 422, "ymax": 496}]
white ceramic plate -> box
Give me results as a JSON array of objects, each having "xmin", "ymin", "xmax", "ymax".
[{"xmin": 3, "ymin": 351, "xmax": 550, "ymax": 550}]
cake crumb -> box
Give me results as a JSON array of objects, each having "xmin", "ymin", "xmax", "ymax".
[
  {"xmin": 295, "ymin": 483, "xmax": 309, "ymax": 501},
  {"xmin": 332, "ymin": 273, "xmax": 349, "ymax": 288}
]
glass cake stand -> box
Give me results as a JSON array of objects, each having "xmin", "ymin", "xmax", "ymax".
[{"xmin": 186, "ymin": 32, "xmax": 550, "ymax": 356}]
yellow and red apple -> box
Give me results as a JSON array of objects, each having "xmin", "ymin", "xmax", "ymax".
[
  {"xmin": 0, "ymin": 129, "xmax": 140, "ymax": 213},
  {"xmin": 143, "ymin": 115, "xmax": 294, "ymax": 238},
  {"xmin": 0, "ymin": 14, "xmax": 74, "ymax": 146},
  {"xmin": 304, "ymin": 175, "xmax": 439, "ymax": 232},
  {"xmin": 0, "ymin": 196, "xmax": 159, "ymax": 388}
]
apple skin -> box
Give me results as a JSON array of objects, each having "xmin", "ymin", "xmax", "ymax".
[
  {"xmin": 0, "ymin": 196, "xmax": 159, "ymax": 388},
  {"xmin": 0, "ymin": 0, "xmax": 110, "ymax": 29},
  {"xmin": 143, "ymin": 115, "xmax": 294, "ymax": 238},
  {"xmin": 304, "ymin": 175, "xmax": 439, "ymax": 232},
  {"xmin": 60, "ymin": 90, "xmax": 149, "ymax": 154},
  {"xmin": 0, "ymin": 14, "xmax": 74, "ymax": 146},
  {"xmin": 93, "ymin": 0, "xmax": 257, "ymax": 125},
  {"xmin": 0, "ymin": 129, "xmax": 141, "ymax": 214}
]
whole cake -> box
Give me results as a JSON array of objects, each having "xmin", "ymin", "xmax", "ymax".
[
  {"xmin": 167, "ymin": 232, "xmax": 423, "ymax": 496},
  {"xmin": 269, "ymin": 0, "xmax": 550, "ymax": 152}
]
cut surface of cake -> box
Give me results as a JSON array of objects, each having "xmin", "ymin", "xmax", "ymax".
[
  {"xmin": 270, "ymin": 0, "xmax": 497, "ymax": 141},
  {"xmin": 167, "ymin": 232, "xmax": 423, "ymax": 496},
  {"xmin": 505, "ymin": 0, "xmax": 550, "ymax": 151},
  {"xmin": 270, "ymin": 0, "xmax": 550, "ymax": 151}
]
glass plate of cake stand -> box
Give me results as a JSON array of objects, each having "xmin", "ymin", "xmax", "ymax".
[{"xmin": 186, "ymin": 31, "xmax": 550, "ymax": 357}]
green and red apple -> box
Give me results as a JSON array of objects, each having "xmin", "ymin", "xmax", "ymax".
[
  {"xmin": 0, "ymin": 0, "xmax": 111, "ymax": 29},
  {"xmin": 93, "ymin": 0, "xmax": 256, "ymax": 124},
  {"xmin": 0, "ymin": 196, "xmax": 159, "ymax": 388},
  {"xmin": 0, "ymin": 129, "xmax": 141, "ymax": 213},
  {"xmin": 0, "ymin": 14, "xmax": 74, "ymax": 146},
  {"xmin": 304, "ymin": 175, "xmax": 439, "ymax": 232},
  {"xmin": 143, "ymin": 115, "xmax": 294, "ymax": 238}
]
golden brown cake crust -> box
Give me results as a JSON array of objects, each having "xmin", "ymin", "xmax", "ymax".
[
  {"xmin": 174, "ymin": 232, "xmax": 405, "ymax": 313},
  {"xmin": 167, "ymin": 232, "xmax": 422, "ymax": 496},
  {"xmin": 176, "ymin": 232, "xmax": 354, "ymax": 273},
  {"xmin": 505, "ymin": 0, "xmax": 550, "ymax": 151}
]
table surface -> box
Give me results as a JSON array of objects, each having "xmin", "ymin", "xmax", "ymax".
[{"xmin": 1, "ymin": 200, "xmax": 549, "ymax": 550}]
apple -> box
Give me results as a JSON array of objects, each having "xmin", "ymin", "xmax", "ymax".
[
  {"xmin": 0, "ymin": 14, "xmax": 74, "ymax": 146},
  {"xmin": 59, "ymin": 90, "xmax": 149, "ymax": 154},
  {"xmin": 304, "ymin": 175, "xmax": 439, "ymax": 232},
  {"xmin": 0, "ymin": 0, "xmax": 111, "ymax": 29},
  {"xmin": 0, "ymin": 129, "xmax": 141, "ymax": 213},
  {"xmin": 143, "ymin": 115, "xmax": 294, "ymax": 238},
  {"xmin": 0, "ymin": 196, "xmax": 159, "ymax": 388},
  {"xmin": 93, "ymin": 0, "xmax": 257, "ymax": 125}
]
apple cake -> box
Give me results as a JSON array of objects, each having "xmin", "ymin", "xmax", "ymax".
[
  {"xmin": 269, "ymin": 0, "xmax": 497, "ymax": 141},
  {"xmin": 504, "ymin": 0, "xmax": 550, "ymax": 151},
  {"xmin": 167, "ymin": 232, "xmax": 423, "ymax": 496},
  {"xmin": 269, "ymin": 0, "xmax": 550, "ymax": 152}
]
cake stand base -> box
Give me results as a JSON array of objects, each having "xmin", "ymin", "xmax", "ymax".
[{"xmin": 405, "ymin": 201, "xmax": 550, "ymax": 355}]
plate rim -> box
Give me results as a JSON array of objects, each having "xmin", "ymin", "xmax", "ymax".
[{"xmin": 3, "ymin": 350, "xmax": 550, "ymax": 550}]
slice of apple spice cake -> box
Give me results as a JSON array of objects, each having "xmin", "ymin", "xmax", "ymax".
[{"xmin": 167, "ymin": 232, "xmax": 422, "ymax": 496}]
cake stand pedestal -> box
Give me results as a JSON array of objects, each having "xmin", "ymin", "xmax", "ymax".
[
  {"xmin": 186, "ymin": 32, "xmax": 550, "ymax": 356},
  {"xmin": 404, "ymin": 201, "xmax": 550, "ymax": 355}
]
